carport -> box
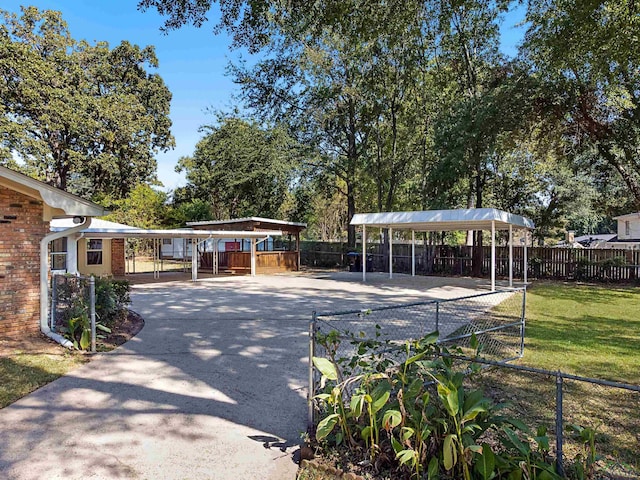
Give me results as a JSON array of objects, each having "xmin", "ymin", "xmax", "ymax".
[
  {"xmin": 350, "ymin": 208, "xmax": 535, "ymax": 291},
  {"xmin": 53, "ymin": 224, "xmax": 282, "ymax": 280}
]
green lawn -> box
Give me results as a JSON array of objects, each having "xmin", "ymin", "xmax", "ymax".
[
  {"xmin": 521, "ymin": 282, "xmax": 640, "ymax": 384},
  {"xmin": 476, "ymin": 282, "xmax": 640, "ymax": 475},
  {"xmin": 0, "ymin": 353, "xmax": 88, "ymax": 409}
]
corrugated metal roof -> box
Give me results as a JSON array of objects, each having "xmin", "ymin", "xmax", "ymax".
[{"xmin": 350, "ymin": 208, "xmax": 534, "ymax": 230}]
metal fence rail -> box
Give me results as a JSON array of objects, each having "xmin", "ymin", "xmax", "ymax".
[{"xmin": 459, "ymin": 355, "xmax": 640, "ymax": 477}]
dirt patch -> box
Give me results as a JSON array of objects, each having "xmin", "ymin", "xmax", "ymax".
[
  {"xmin": 98, "ymin": 310, "xmax": 145, "ymax": 350},
  {"xmin": 0, "ymin": 310, "xmax": 145, "ymax": 356}
]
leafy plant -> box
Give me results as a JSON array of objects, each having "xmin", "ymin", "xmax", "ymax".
[
  {"xmin": 566, "ymin": 423, "xmax": 601, "ymax": 479},
  {"xmin": 311, "ymin": 328, "xmax": 601, "ymax": 479},
  {"xmin": 55, "ymin": 276, "xmax": 130, "ymax": 350}
]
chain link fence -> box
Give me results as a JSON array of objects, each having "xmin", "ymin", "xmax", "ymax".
[
  {"xmin": 50, "ymin": 274, "xmax": 97, "ymax": 351},
  {"xmin": 311, "ymin": 288, "xmax": 525, "ymax": 367},
  {"xmin": 307, "ymin": 287, "xmax": 640, "ymax": 478},
  {"xmin": 463, "ymin": 356, "xmax": 640, "ymax": 478}
]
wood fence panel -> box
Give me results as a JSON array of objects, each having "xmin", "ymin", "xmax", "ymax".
[{"xmin": 299, "ymin": 241, "xmax": 640, "ymax": 283}]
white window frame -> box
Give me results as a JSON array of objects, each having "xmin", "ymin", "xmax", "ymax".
[
  {"xmin": 50, "ymin": 237, "xmax": 68, "ymax": 271},
  {"xmin": 86, "ymin": 239, "xmax": 103, "ymax": 266}
]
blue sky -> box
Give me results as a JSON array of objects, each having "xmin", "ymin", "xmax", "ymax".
[{"xmin": 3, "ymin": 1, "xmax": 526, "ymax": 192}]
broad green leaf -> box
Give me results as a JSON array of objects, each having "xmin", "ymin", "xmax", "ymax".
[
  {"xmin": 80, "ymin": 330, "xmax": 90, "ymax": 350},
  {"xmin": 443, "ymin": 434, "xmax": 457, "ymax": 470},
  {"xmin": 350, "ymin": 394, "xmax": 364, "ymax": 418},
  {"xmin": 96, "ymin": 324, "xmax": 111, "ymax": 333},
  {"xmin": 405, "ymin": 350, "xmax": 428, "ymax": 366},
  {"xmin": 508, "ymin": 469, "xmax": 523, "ymax": 480},
  {"xmin": 534, "ymin": 434, "xmax": 550, "ymax": 451},
  {"xmin": 501, "ymin": 427, "xmax": 529, "ymax": 457},
  {"xmin": 382, "ymin": 409, "xmax": 402, "ymax": 431},
  {"xmin": 421, "ymin": 331, "xmax": 439, "ymax": 346},
  {"xmin": 427, "ymin": 457, "xmax": 439, "ymax": 479},
  {"xmin": 438, "ymin": 384, "xmax": 459, "ymax": 416},
  {"xmin": 371, "ymin": 390, "xmax": 390, "ymax": 414},
  {"xmin": 505, "ymin": 418, "xmax": 532, "ymax": 434},
  {"xmin": 400, "ymin": 427, "xmax": 415, "ymax": 442},
  {"xmin": 312, "ymin": 357, "xmax": 338, "ymax": 380},
  {"xmin": 474, "ymin": 443, "xmax": 495, "ymax": 480},
  {"xmin": 538, "ymin": 471, "xmax": 556, "ymax": 480},
  {"xmin": 391, "ymin": 436, "xmax": 403, "ymax": 454},
  {"xmin": 396, "ymin": 449, "xmax": 417, "ymax": 467},
  {"xmin": 462, "ymin": 404, "xmax": 488, "ymax": 422},
  {"xmin": 470, "ymin": 332, "xmax": 479, "ymax": 350},
  {"xmin": 467, "ymin": 444, "xmax": 483, "ymax": 454},
  {"xmin": 361, "ymin": 426, "xmax": 372, "ymax": 441},
  {"xmin": 315, "ymin": 413, "xmax": 340, "ymax": 440}
]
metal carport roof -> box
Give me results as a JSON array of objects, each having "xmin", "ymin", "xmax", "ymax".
[
  {"xmin": 350, "ymin": 208, "xmax": 534, "ymax": 231},
  {"xmin": 349, "ymin": 208, "xmax": 534, "ymax": 291},
  {"xmin": 51, "ymin": 218, "xmax": 282, "ymax": 280}
]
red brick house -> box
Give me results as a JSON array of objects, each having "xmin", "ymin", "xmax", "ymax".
[{"xmin": 0, "ymin": 166, "xmax": 106, "ymax": 340}]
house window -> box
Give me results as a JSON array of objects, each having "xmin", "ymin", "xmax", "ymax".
[
  {"xmin": 625, "ymin": 221, "xmax": 630, "ymax": 236},
  {"xmin": 162, "ymin": 238, "xmax": 172, "ymax": 245},
  {"xmin": 50, "ymin": 237, "xmax": 67, "ymax": 271},
  {"xmin": 86, "ymin": 239, "xmax": 103, "ymax": 265}
]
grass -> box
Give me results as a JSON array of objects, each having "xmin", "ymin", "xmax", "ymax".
[
  {"xmin": 476, "ymin": 281, "xmax": 640, "ymax": 476},
  {"xmin": 0, "ymin": 352, "xmax": 88, "ymax": 408},
  {"xmin": 521, "ymin": 282, "xmax": 640, "ymax": 384}
]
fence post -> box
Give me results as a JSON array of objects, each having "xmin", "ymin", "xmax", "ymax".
[
  {"xmin": 51, "ymin": 275, "xmax": 58, "ymax": 332},
  {"xmin": 435, "ymin": 301, "xmax": 440, "ymax": 333},
  {"xmin": 308, "ymin": 312, "xmax": 317, "ymax": 433},
  {"xmin": 90, "ymin": 275, "xmax": 96, "ymax": 353},
  {"xmin": 520, "ymin": 288, "xmax": 526, "ymax": 357},
  {"xmin": 555, "ymin": 371, "xmax": 564, "ymax": 477}
]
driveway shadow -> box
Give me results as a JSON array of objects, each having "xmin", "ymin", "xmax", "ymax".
[{"xmin": 0, "ymin": 273, "xmax": 486, "ymax": 480}]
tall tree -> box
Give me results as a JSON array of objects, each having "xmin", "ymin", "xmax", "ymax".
[
  {"xmin": 176, "ymin": 116, "xmax": 302, "ymax": 219},
  {"xmin": 0, "ymin": 7, "xmax": 174, "ymax": 198},
  {"xmin": 524, "ymin": 0, "xmax": 640, "ymax": 209}
]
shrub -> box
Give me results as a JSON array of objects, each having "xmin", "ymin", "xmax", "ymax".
[
  {"xmin": 56, "ymin": 276, "xmax": 131, "ymax": 350},
  {"xmin": 312, "ymin": 330, "xmax": 595, "ymax": 479}
]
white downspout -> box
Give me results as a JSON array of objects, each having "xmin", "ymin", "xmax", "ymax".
[{"xmin": 40, "ymin": 217, "xmax": 92, "ymax": 348}]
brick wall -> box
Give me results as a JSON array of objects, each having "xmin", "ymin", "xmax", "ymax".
[
  {"xmin": 0, "ymin": 186, "xmax": 48, "ymax": 336},
  {"xmin": 111, "ymin": 238, "xmax": 125, "ymax": 275}
]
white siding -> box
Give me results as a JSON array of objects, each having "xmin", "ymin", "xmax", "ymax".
[{"xmin": 618, "ymin": 218, "xmax": 640, "ymax": 240}]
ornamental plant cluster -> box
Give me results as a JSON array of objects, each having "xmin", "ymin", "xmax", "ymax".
[
  {"xmin": 312, "ymin": 331, "xmax": 598, "ymax": 480},
  {"xmin": 55, "ymin": 276, "xmax": 131, "ymax": 350}
]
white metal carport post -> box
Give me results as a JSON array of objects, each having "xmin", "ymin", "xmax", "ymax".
[
  {"xmin": 509, "ymin": 224, "xmax": 513, "ymax": 287},
  {"xmin": 250, "ymin": 238, "xmax": 257, "ymax": 277},
  {"xmin": 389, "ymin": 227, "xmax": 393, "ymax": 279},
  {"xmin": 491, "ymin": 221, "xmax": 496, "ymax": 291},
  {"xmin": 191, "ymin": 239, "xmax": 198, "ymax": 281},
  {"xmin": 411, "ymin": 230, "xmax": 415, "ymax": 276},
  {"xmin": 362, "ymin": 226, "xmax": 366, "ymax": 282}
]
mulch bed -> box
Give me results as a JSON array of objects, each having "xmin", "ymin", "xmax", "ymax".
[{"xmin": 0, "ymin": 310, "xmax": 145, "ymax": 356}]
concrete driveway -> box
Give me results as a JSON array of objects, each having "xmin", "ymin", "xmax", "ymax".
[{"xmin": 0, "ymin": 272, "xmax": 496, "ymax": 480}]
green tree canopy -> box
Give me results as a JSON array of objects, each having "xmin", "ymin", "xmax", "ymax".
[
  {"xmin": 140, "ymin": 0, "xmax": 639, "ymax": 242},
  {"xmin": 176, "ymin": 116, "xmax": 303, "ymax": 219},
  {"xmin": 0, "ymin": 6, "xmax": 174, "ymax": 199}
]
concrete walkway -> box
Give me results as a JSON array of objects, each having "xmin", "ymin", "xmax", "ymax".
[{"xmin": 0, "ymin": 272, "xmax": 500, "ymax": 480}]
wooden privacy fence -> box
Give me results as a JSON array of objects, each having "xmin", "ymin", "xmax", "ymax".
[{"xmin": 300, "ymin": 241, "xmax": 640, "ymax": 283}]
